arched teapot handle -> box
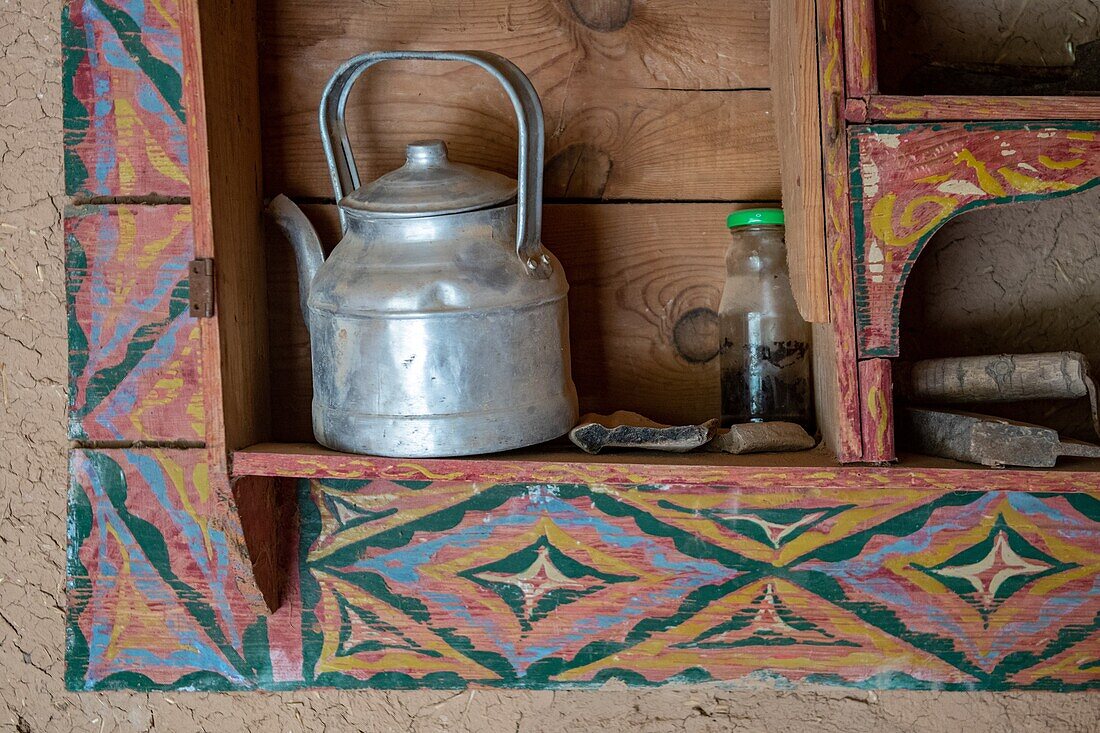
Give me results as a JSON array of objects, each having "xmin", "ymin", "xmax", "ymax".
[{"xmin": 319, "ymin": 51, "xmax": 551, "ymax": 279}]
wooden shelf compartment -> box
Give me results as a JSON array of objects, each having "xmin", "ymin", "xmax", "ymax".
[
  {"xmin": 185, "ymin": 0, "xmax": 864, "ymax": 471},
  {"xmin": 870, "ymin": 0, "xmax": 1100, "ymax": 100},
  {"xmin": 834, "ymin": 1, "xmax": 1100, "ymax": 465},
  {"xmin": 185, "ymin": 0, "xmax": 1100, "ymax": 475}
]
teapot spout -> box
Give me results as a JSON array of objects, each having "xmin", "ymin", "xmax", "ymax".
[{"xmin": 269, "ymin": 194, "xmax": 325, "ymax": 328}]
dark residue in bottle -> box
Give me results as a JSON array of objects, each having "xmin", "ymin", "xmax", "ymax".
[{"xmin": 720, "ymin": 339, "xmax": 812, "ymax": 432}]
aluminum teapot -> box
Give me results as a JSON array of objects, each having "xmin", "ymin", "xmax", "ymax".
[{"xmin": 270, "ymin": 50, "xmax": 578, "ymax": 457}]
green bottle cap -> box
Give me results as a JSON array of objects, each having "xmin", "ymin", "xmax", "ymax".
[{"xmin": 726, "ymin": 208, "xmax": 785, "ymax": 229}]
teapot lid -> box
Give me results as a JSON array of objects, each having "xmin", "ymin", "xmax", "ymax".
[{"xmin": 340, "ymin": 140, "xmax": 517, "ymax": 218}]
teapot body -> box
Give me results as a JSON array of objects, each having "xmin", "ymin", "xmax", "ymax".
[{"xmin": 306, "ymin": 205, "xmax": 577, "ymax": 456}]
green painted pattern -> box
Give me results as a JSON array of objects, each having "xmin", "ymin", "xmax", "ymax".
[
  {"xmin": 459, "ymin": 537, "xmax": 640, "ymax": 631},
  {"xmin": 88, "ymin": 0, "xmax": 185, "ymax": 123},
  {"xmin": 296, "ymin": 482, "xmax": 1100, "ymax": 690},
  {"xmin": 659, "ymin": 501, "xmax": 857, "ymax": 548},
  {"xmin": 70, "ymin": 277, "xmax": 190, "ymax": 433},
  {"xmin": 92, "ymin": 451, "xmax": 255, "ymax": 677},
  {"xmin": 64, "ymin": 456, "xmax": 94, "ymax": 692},
  {"xmin": 913, "ymin": 514, "xmax": 1077, "ymax": 621},
  {"xmin": 65, "ymin": 228, "xmax": 90, "ymax": 439},
  {"xmin": 69, "ymin": 469, "xmax": 1100, "ymax": 692},
  {"xmin": 62, "ymin": 2, "xmax": 91, "ymax": 196}
]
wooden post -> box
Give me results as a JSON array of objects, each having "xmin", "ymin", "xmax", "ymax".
[
  {"xmin": 843, "ymin": 0, "xmax": 879, "ymax": 97},
  {"xmin": 859, "ymin": 358, "xmax": 896, "ymax": 463},
  {"xmin": 770, "ymin": 0, "xmax": 828, "ymax": 322}
]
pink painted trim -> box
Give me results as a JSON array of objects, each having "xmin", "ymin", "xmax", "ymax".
[
  {"xmin": 843, "ymin": 0, "xmax": 878, "ymax": 97},
  {"xmin": 851, "ymin": 124, "xmax": 1100, "ymax": 356},
  {"xmin": 231, "ymin": 446, "xmax": 1099, "ymax": 491},
  {"xmin": 846, "ymin": 98, "xmax": 870, "ymax": 123},
  {"xmin": 866, "ymin": 95, "xmax": 1100, "ymax": 122},
  {"xmin": 859, "ymin": 358, "xmax": 896, "ymax": 462},
  {"xmin": 818, "ymin": 0, "xmax": 864, "ymax": 462}
]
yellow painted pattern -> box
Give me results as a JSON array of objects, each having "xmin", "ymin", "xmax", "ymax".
[
  {"xmin": 557, "ymin": 578, "xmax": 974, "ymax": 684},
  {"xmin": 114, "ymin": 99, "xmax": 139, "ymax": 195},
  {"xmin": 143, "ymin": 126, "xmax": 189, "ymax": 185},
  {"xmin": 870, "ymin": 193, "xmax": 956, "ymax": 248},
  {"xmin": 868, "ymin": 384, "xmax": 890, "ymax": 455},
  {"xmin": 312, "ymin": 570, "xmax": 495, "ymax": 678},
  {"xmin": 1039, "ymin": 155, "xmax": 1086, "ymax": 170},
  {"xmin": 884, "ymin": 499, "xmax": 1100, "ymax": 660},
  {"xmin": 159, "ymin": 449, "xmax": 214, "ymax": 561},
  {"xmin": 610, "ymin": 487, "xmax": 936, "ymax": 567},
  {"xmin": 998, "ymin": 166, "xmax": 1077, "ymax": 194},
  {"xmin": 309, "ymin": 480, "xmax": 483, "ymax": 559}
]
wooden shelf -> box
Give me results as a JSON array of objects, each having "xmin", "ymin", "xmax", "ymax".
[
  {"xmin": 232, "ymin": 441, "xmax": 1100, "ymax": 489},
  {"xmin": 858, "ymin": 94, "xmax": 1100, "ymax": 122},
  {"xmin": 62, "ymin": 0, "xmax": 1100, "ymax": 694}
]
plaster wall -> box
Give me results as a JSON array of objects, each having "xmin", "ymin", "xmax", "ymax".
[
  {"xmin": 901, "ymin": 186, "xmax": 1100, "ymax": 441},
  {"xmin": 883, "ymin": 0, "xmax": 1100, "ymax": 68},
  {"xmin": 0, "ymin": 0, "xmax": 1098, "ymax": 730},
  {"xmin": 879, "ymin": 0, "xmax": 1100, "ymax": 92}
]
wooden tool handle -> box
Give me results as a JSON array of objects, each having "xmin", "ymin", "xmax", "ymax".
[
  {"xmin": 898, "ymin": 352, "xmax": 1091, "ymax": 403},
  {"xmin": 897, "ymin": 352, "xmax": 1099, "ymax": 438}
]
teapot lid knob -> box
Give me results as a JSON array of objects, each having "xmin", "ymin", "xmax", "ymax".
[{"xmin": 405, "ymin": 139, "xmax": 449, "ymax": 167}]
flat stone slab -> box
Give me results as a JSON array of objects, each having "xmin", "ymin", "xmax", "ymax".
[{"xmin": 706, "ymin": 422, "xmax": 817, "ymax": 454}]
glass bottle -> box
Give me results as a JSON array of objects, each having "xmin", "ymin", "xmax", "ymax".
[{"xmin": 719, "ymin": 209, "xmax": 814, "ymax": 432}]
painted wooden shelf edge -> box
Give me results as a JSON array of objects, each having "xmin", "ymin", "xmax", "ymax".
[
  {"xmin": 857, "ymin": 95, "xmax": 1100, "ymax": 123},
  {"xmin": 69, "ymin": 450, "xmax": 1100, "ymax": 691},
  {"xmin": 231, "ymin": 443, "xmax": 1100, "ymax": 491},
  {"xmin": 848, "ymin": 121, "xmax": 1100, "ymax": 358}
]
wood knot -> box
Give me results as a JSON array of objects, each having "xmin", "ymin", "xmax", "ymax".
[
  {"xmin": 673, "ymin": 307, "xmax": 720, "ymax": 364},
  {"xmin": 568, "ymin": 0, "xmax": 633, "ymax": 32},
  {"xmin": 545, "ymin": 143, "xmax": 612, "ymax": 198}
]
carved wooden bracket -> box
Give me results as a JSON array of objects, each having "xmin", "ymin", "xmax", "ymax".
[{"xmin": 849, "ymin": 122, "xmax": 1100, "ymax": 357}]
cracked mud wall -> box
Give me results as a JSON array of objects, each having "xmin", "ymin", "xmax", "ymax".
[
  {"xmin": 1, "ymin": 0, "xmax": 1099, "ymax": 731},
  {"xmin": 882, "ymin": 0, "xmax": 1100, "ymax": 70},
  {"xmin": 900, "ymin": 186, "xmax": 1100, "ymax": 441},
  {"xmin": 878, "ymin": 0, "xmax": 1100, "ymax": 94},
  {"xmin": 890, "ymin": 3, "xmax": 1100, "ymax": 443}
]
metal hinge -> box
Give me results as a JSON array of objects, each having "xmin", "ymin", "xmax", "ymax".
[{"xmin": 188, "ymin": 258, "xmax": 214, "ymax": 318}]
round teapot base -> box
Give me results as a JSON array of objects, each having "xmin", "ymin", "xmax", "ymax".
[{"xmin": 312, "ymin": 398, "xmax": 579, "ymax": 458}]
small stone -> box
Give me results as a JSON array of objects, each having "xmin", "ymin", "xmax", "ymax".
[
  {"xmin": 569, "ymin": 411, "xmax": 720, "ymax": 455},
  {"xmin": 706, "ymin": 422, "xmax": 816, "ymax": 454}
]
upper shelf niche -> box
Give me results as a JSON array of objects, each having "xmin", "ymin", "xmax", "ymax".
[{"xmin": 877, "ymin": 0, "xmax": 1100, "ymax": 97}]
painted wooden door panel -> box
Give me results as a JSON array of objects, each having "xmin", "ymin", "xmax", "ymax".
[
  {"xmin": 63, "ymin": 0, "xmax": 190, "ymax": 198},
  {"xmin": 66, "ymin": 204, "xmax": 203, "ymax": 442}
]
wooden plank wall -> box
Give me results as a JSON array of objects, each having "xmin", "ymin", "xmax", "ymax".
[{"xmin": 257, "ymin": 0, "xmax": 782, "ymax": 438}]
